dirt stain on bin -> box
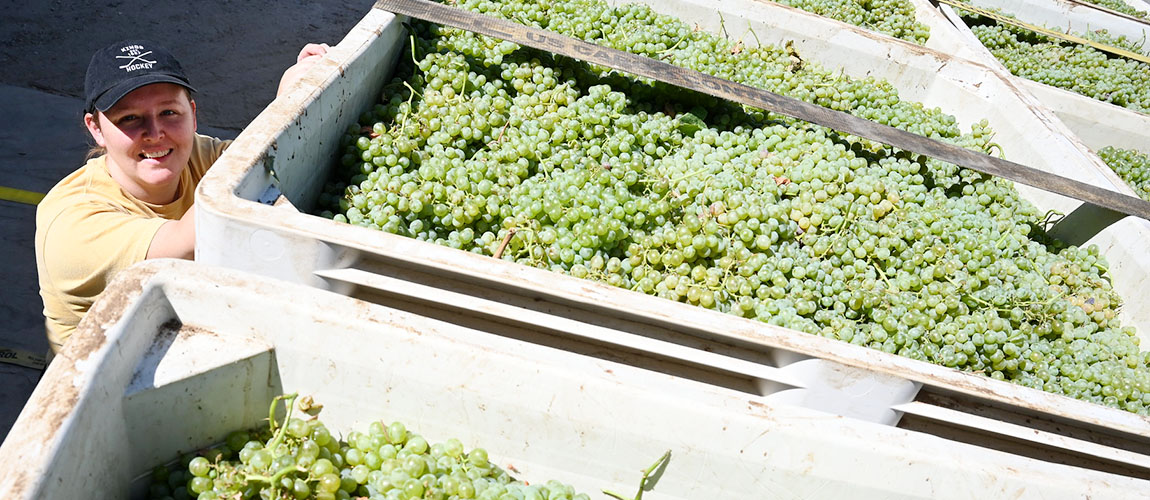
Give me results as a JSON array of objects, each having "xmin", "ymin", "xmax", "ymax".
[{"xmin": 3, "ymin": 267, "xmax": 155, "ymax": 496}]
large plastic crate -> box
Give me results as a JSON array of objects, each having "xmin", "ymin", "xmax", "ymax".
[
  {"xmin": 938, "ymin": 0, "xmax": 1150, "ymax": 56},
  {"xmin": 1, "ymin": 259, "xmax": 1149, "ymax": 499},
  {"xmin": 932, "ymin": 0, "xmax": 1150, "ymax": 184},
  {"xmin": 625, "ymin": 0, "xmax": 1142, "ymax": 240},
  {"xmin": 195, "ymin": 1, "xmax": 1150, "ymax": 479}
]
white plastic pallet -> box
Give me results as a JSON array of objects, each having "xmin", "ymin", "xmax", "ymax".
[
  {"xmin": 195, "ymin": 1, "xmax": 1150, "ymax": 480},
  {"xmin": 1, "ymin": 260, "xmax": 1149, "ymax": 499}
]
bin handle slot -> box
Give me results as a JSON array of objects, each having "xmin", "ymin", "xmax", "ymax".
[{"xmin": 314, "ymin": 266, "xmax": 808, "ymax": 391}]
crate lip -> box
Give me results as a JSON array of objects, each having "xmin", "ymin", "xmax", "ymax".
[
  {"xmin": 198, "ymin": 3, "xmax": 1150, "ymax": 441},
  {"xmin": 957, "ymin": 0, "xmax": 1150, "ymax": 35},
  {"xmin": 722, "ymin": 0, "xmax": 1005, "ymax": 62},
  {"xmin": 938, "ymin": 0, "xmax": 1150, "ymax": 80}
]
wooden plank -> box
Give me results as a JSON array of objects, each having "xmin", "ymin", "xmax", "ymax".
[{"xmin": 374, "ymin": 0, "xmax": 1150, "ymax": 222}]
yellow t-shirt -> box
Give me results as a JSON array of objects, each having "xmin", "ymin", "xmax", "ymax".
[{"xmin": 35, "ymin": 134, "xmax": 230, "ymax": 352}]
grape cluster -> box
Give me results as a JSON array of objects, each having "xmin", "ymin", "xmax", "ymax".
[
  {"xmin": 150, "ymin": 395, "xmax": 589, "ymax": 500},
  {"xmin": 1098, "ymin": 146, "xmax": 1150, "ymax": 201},
  {"xmin": 319, "ymin": 0, "xmax": 1150, "ymax": 415},
  {"xmin": 768, "ymin": 0, "xmax": 931, "ymax": 44},
  {"xmin": 963, "ymin": 12, "xmax": 1150, "ymax": 114},
  {"xmin": 1078, "ymin": 0, "xmax": 1149, "ymax": 19}
]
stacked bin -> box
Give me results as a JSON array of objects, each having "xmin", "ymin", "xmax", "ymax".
[
  {"xmin": 5, "ymin": 0, "xmax": 1150, "ymax": 497},
  {"xmin": 4, "ymin": 260, "xmax": 1149, "ymax": 498}
]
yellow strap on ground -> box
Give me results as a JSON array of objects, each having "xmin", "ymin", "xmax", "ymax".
[
  {"xmin": 938, "ymin": 0, "xmax": 1150, "ymax": 65},
  {"xmin": 0, "ymin": 347, "xmax": 47, "ymax": 370},
  {"xmin": 0, "ymin": 186, "xmax": 46, "ymax": 205}
]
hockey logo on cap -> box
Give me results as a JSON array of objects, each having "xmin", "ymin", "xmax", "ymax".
[{"xmin": 116, "ymin": 44, "xmax": 156, "ymax": 72}]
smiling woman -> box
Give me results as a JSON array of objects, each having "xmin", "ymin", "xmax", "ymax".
[{"xmin": 34, "ymin": 39, "xmax": 328, "ymax": 353}]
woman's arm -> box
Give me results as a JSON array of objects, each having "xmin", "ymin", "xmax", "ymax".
[{"xmin": 146, "ymin": 205, "xmax": 196, "ymax": 260}]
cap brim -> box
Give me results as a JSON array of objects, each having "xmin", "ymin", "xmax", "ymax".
[{"xmin": 91, "ymin": 74, "xmax": 196, "ymax": 112}]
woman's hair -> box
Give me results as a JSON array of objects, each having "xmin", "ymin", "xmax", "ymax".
[
  {"xmin": 84, "ymin": 117, "xmax": 105, "ymax": 160},
  {"xmin": 85, "ymin": 145, "xmax": 106, "ymax": 160}
]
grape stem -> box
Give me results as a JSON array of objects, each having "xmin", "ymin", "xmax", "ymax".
[
  {"xmin": 493, "ymin": 228, "xmax": 517, "ymax": 259},
  {"xmin": 748, "ymin": 25, "xmax": 762, "ymax": 49},
  {"xmin": 602, "ymin": 449, "xmax": 671, "ymax": 500},
  {"xmin": 817, "ymin": 198, "xmax": 856, "ymax": 259},
  {"xmin": 668, "ymin": 166, "xmax": 711, "ymax": 184},
  {"xmin": 870, "ymin": 258, "xmax": 896, "ymax": 293},
  {"xmin": 245, "ymin": 465, "xmax": 308, "ymax": 488},
  {"xmin": 398, "ymin": 82, "xmax": 421, "ymax": 135},
  {"xmin": 267, "ymin": 393, "xmax": 299, "ymax": 453},
  {"xmin": 409, "ymin": 33, "xmax": 419, "ymax": 66},
  {"xmin": 248, "ymin": 393, "xmax": 302, "ymax": 496},
  {"xmin": 657, "ymin": 32, "xmax": 690, "ymax": 60}
]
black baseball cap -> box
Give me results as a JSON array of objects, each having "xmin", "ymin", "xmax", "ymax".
[{"xmin": 84, "ymin": 39, "xmax": 196, "ymax": 113}]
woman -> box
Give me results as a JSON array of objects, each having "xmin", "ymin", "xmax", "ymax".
[{"xmin": 35, "ymin": 39, "xmax": 328, "ymax": 353}]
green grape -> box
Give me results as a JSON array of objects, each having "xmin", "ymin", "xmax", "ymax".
[
  {"xmin": 959, "ymin": 7, "xmax": 1150, "ymax": 114},
  {"xmin": 286, "ymin": 418, "xmax": 310, "ymax": 439},
  {"xmin": 769, "ymin": 0, "xmax": 931, "ymax": 44},
  {"xmin": 250, "ymin": 449, "xmax": 272, "ymax": 471},
  {"xmin": 1076, "ymin": 0, "xmax": 1149, "ymax": 19},
  {"xmin": 1098, "ymin": 146, "xmax": 1150, "ymax": 201},
  {"xmin": 225, "ymin": 430, "xmax": 250, "ymax": 452},
  {"xmin": 387, "ymin": 421, "xmax": 408, "ymax": 445},
  {"xmin": 312, "ymin": 458, "xmax": 336, "ymax": 476},
  {"xmin": 188, "ymin": 457, "xmax": 210, "ymax": 478},
  {"xmin": 405, "ymin": 435, "xmax": 429, "ymax": 455},
  {"xmin": 152, "ymin": 395, "xmax": 591, "ymax": 500},
  {"xmin": 311, "ymin": 0, "xmax": 1150, "ymax": 416},
  {"xmin": 188, "ymin": 476, "xmax": 212, "ymax": 495}
]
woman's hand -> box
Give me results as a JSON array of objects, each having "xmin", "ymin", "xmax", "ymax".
[{"xmin": 277, "ymin": 43, "xmax": 331, "ymax": 96}]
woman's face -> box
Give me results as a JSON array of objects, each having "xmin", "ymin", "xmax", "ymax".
[{"xmin": 84, "ymin": 83, "xmax": 197, "ymax": 203}]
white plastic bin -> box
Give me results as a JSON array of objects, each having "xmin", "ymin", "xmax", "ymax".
[
  {"xmin": 625, "ymin": 0, "xmax": 1143, "ymax": 222},
  {"xmin": 944, "ymin": 0, "xmax": 1150, "ymax": 49},
  {"xmin": 195, "ymin": 1, "xmax": 1150, "ymax": 479},
  {"xmin": 932, "ymin": 0, "xmax": 1150, "ymax": 184},
  {"xmin": 1, "ymin": 259, "xmax": 1149, "ymax": 499}
]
